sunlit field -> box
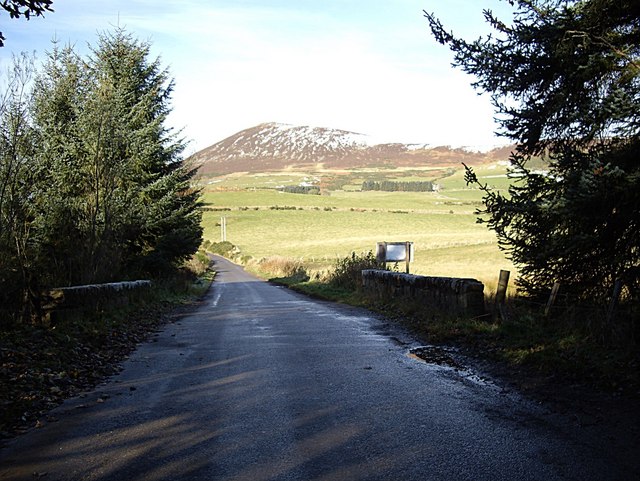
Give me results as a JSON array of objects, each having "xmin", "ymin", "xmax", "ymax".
[{"xmin": 199, "ymin": 163, "xmax": 516, "ymax": 288}]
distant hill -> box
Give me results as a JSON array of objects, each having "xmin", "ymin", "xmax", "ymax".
[{"xmin": 190, "ymin": 122, "xmax": 513, "ymax": 175}]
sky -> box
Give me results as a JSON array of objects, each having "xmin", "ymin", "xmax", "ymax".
[{"xmin": 0, "ymin": 0, "xmax": 517, "ymax": 155}]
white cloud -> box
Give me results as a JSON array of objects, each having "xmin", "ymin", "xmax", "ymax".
[
  {"xmin": 1, "ymin": 0, "xmax": 512, "ymax": 153},
  {"xmin": 163, "ymin": 3, "xmax": 502, "ymax": 153}
]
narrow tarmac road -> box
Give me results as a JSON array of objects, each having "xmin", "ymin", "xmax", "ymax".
[{"xmin": 0, "ymin": 256, "xmax": 634, "ymax": 480}]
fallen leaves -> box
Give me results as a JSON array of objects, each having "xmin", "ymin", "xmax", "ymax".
[{"xmin": 0, "ymin": 301, "xmax": 182, "ymax": 441}]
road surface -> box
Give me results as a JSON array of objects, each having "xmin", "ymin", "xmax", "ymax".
[{"xmin": 0, "ymin": 256, "xmax": 635, "ymax": 480}]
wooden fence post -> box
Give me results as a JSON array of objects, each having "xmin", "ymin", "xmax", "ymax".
[
  {"xmin": 495, "ymin": 270, "xmax": 510, "ymax": 322},
  {"xmin": 495, "ymin": 270, "xmax": 510, "ymax": 305},
  {"xmin": 544, "ymin": 282, "xmax": 561, "ymax": 317},
  {"xmin": 405, "ymin": 241, "xmax": 410, "ymax": 274}
]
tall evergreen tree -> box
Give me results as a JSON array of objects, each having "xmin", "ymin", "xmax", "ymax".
[
  {"xmin": 87, "ymin": 28, "xmax": 202, "ymax": 277},
  {"xmin": 426, "ymin": 0, "xmax": 640, "ymax": 301},
  {"xmin": 31, "ymin": 42, "xmax": 89, "ymax": 285},
  {"xmin": 28, "ymin": 29, "xmax": 202, "ymax": 284}
]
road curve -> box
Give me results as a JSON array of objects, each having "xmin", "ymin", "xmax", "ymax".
[{"xmin": 0, "ymin": 256, "xmax": 633, "ymax": 480}]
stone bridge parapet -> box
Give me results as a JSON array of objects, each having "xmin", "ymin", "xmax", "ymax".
[{"xmin": 361, "ymin": 269, "xmax": 484, "ymax": 317}]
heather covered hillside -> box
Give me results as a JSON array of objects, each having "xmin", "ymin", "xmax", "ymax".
[{"xmin": 191, "ymin": 122, "xmax": 513, "ymax": 174}]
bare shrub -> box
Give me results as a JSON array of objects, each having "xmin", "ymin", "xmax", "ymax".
[
  {"xmin": 258, "ymin": 256, "xmax": 308, "ymax": 279},
  {"xmin": 184, "ymin": 250, "xmax": 211, "ymax": 276},
  {"xmin": 329, "ymin": 251, "xmax": 383, "ymax": 290}
]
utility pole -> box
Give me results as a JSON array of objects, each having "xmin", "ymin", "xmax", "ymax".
[{"xmin": 221, "ymin": 216, "xmax": 227, "ymax": 242}]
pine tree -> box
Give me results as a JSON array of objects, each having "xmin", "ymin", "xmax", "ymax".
[
  {"xmin": 29, "ymin": 29, "xmax": 202, "ymax": 284},
  {"xmin": 88, "ymin": 28, "xmax": 202, "ymax": 276},
  {"xmin": 1, "ymin": 28, "xmax": 203, "ymax": 322},
  {"xmin": 31, "ymin": 42, "xmax": 90, "ymax": 285},
  {"xmin": 426, "ymin": 0, "xmax": 640, "ymax": 301}
]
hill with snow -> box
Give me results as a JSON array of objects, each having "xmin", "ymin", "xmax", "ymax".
[{"xmin": 190, "ymin": 122, "xmax": 512, "ymax": 175}]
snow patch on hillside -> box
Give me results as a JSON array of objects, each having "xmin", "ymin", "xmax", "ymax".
[{"xmin": 262, "ymin": 122, "xmax": 370, "ymax": 151}]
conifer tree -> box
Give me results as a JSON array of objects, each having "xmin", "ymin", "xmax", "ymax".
[
  {"xmin": 1, "ymin": 28, "xmax": 202, "ymax": 321},
  {"xmin": 29, "ymin": 29, "xmax": 202, "ymax": 283},
  {"xmin": 426, "ymin": 0, "xmax": 640, "ymax": 301},
  {"xmin": 31, "ymin": 43, "xmax": 89, "ymax": 285},
  {"xmin": 87, "ymin": 28, "xmax": 202, "ymax": 277}
]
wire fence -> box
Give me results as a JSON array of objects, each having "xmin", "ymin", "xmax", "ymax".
[{"xmin": 492, "ymin": 271, "xmax": 639, "ymax": 346}]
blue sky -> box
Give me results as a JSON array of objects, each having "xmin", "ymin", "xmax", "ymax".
[{"xmin": 0, "ymin": 0, "xmax": 516, "ymax": 154}]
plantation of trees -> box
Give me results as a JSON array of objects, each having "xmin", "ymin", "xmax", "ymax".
[
  {"xmin": 278, "ymin": 185, "xmax": 320, "ymax": 195},
  {"xmin": 0, "ymin": 29, "xmax": 202, "ymax": 325}
]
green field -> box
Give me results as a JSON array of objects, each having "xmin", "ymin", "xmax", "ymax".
[{"xmin": 200, "ymin": 163, "xmax": 516, "ymax": 288}]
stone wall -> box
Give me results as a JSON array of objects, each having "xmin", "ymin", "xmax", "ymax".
[
  {"xmin": 42, "ymin": 280, "xmax": 152, "ymax": 323},
  {"xmin": 361, "ymin": 269, "xmax": 485, "ymax": 317}
]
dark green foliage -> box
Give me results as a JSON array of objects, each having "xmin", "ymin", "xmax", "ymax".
[
  {"xmin": 329, "ymin": 251, "xmax": 383, "ymax": 290},
  {"xmin": 0, "ymin": 29, "xmax": 202, "ymax": 324},
  {"xmin": 85, "ymin": 29, "xmax": 202, "ymax": 277},
  {"xmin": 361, "ymin": 180, "xmax": 434, "ymax": 192},
  {"xmin": 426, "ymin": 0, "xmax": 640, "ymax": 301}
]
